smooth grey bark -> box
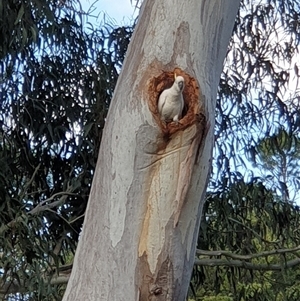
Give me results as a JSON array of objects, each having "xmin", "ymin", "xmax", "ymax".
[{"xmin": 62, "ymin": 0, "xmax": 241, "ymax": 300}]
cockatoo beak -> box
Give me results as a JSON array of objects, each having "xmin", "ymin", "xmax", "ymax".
[{"xmin": 178, "ymin": 81, "xmax": 184, "ymax": 90}]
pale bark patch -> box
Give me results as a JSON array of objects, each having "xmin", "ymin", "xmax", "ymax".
[{"xmin": 109, "ymin": 109, "xmax": 137, "ymax": 247}]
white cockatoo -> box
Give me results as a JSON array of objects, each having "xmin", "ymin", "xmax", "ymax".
[{"xmin": 158, "ymin": 74, "xmax": 184, "ymax": 124}]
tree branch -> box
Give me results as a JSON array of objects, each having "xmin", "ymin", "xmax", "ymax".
[
  {"xmin": 194, "ymin": 257, "xmax": 300, "ymax": 271},
  {"xmin": 19, "ymin": 163, "xmax": 41, "ymax": 202},
  {"xmin": 0, "ymin": 191, "xmax": 78, "ymax": 236},
  {"xmin": 196, "ymin": 245, "xmax": 300, "ymax": 260},
  {"xmin": 2, "ymin": 245, "xmax": 300, "ymax": 296},
  {"xmin": 0, "ymin": 274, "xmax": 70, "ymax": 295},
  {"xmin": 227, "ymin": 217, "xmax": 280, "ymax": 244},
  {"xmin": 29, "ymin": 191, "xmax": 78, "ymax": 215}
]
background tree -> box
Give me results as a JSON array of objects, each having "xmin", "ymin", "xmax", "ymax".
[
  {"xmin": 193, "ymin": 179, "xmax": 300, "ymax": 301},
  {"xmin": 0, "ymin": 0, "xmax": 132, "ymax": 299},
  {"xmin": 191, "ymin": 0, "xmax": 300, "ymax": 299},
  {"xmin": 253, "ymin": 128, "xmax": 300, "ymax": 202}
]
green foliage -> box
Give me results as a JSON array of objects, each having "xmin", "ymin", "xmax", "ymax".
[
  {"xmin": 254, "ymin": 128, "xmax": 300, "ymax": 201},
  {"xmin": 0, "ymin": 0, "xmax": 133, "ymax": 299},
  {"xmin": 215, "ymin": 0, "xmax": 300, "ymax": 181},
  {"xmin": 193, "ymin": 1, "xmax": 300, "ymax": 299},
  {"xmin": 189, "ymin": 295, "xmax": 233, "ymax": 301},
  {"xmin": 194, "ymin": 178, "xmax": 300, "ymax": 301}
]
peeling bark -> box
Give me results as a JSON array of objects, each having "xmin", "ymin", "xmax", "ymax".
[{"xmin": 62, "ymin": 0, "xmax": 241, "ymax": 300}]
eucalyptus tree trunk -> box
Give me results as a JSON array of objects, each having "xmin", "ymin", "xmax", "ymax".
[{"xmin": 62, "ymin": 0, "xmax": 240, "ymax": 300}]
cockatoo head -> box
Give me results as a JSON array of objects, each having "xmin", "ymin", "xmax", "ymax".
[{"xmin": 174, "ymin": 75, "xmax": 185, "ymax": 92}]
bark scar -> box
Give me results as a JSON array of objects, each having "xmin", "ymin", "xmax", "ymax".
[{"xmin": 174, "ymin": 118, "xmax": 209, "ymax": 227}]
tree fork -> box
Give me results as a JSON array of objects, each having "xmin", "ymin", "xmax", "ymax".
[{"xmin": 62, "ymin": 1, "xmax": 240, "ymax": 300}]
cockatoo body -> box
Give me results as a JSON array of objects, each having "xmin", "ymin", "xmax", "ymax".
[{"xmin": 158, "ymin": 75, "xmax": 184, "ymax": 124}]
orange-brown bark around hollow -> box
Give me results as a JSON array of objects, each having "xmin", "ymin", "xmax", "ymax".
[{"xmin": 148, "ymin": 68, "xmax": 203, "ymax": 136}]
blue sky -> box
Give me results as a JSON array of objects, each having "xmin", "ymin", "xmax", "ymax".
[{"xmin": 81, "ymin": 0, "xmax": 138, "ymax": 25}]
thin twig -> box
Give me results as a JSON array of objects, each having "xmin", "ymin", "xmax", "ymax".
[
  {"xmin": 196, "ymin": 245, "xmax": 300, "ymax": 260},
  {"xmin": 194, "ymin": 257, "xmax": 300, "ymax": 271}
]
